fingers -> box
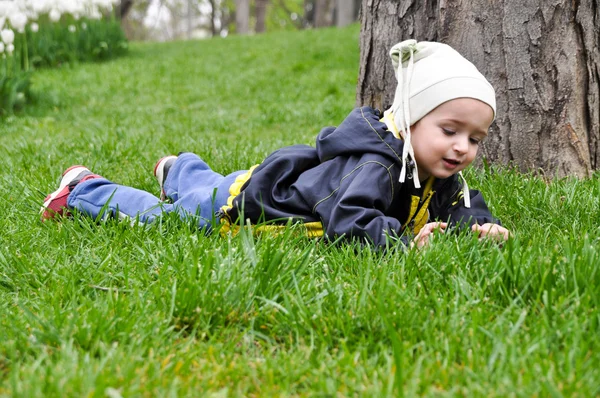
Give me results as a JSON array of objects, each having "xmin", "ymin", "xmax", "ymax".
[
  {"xmin": 472, "ymin": 223, "xmax": 510, "ymax": 241},
  {"xmin": 412, "ymin": 222, "xmax": 448, "ymax": 249},
  {"xmin": 423, "ymin": 222, "xmax": 447, "ymax": 234},
  {"xmin": 412, "ymin": 223, "xmax": 511, "ymax": 249},
  {"xmin": 496, "ymin": 227, "xmax": 510, "ymax": 241},
  {"xmin": 413, "ymin": 232, "xmax": 431, "ymax": 249}
]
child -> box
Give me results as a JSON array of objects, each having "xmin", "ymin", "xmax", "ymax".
[{"xmin": 41, "ymin": 39, "xmax": 510, "ymax": 249}]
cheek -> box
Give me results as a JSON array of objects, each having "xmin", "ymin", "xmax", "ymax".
[
  {"xmin": 466, "ymin": 146, "xmax": 479, "ymax": 161},
  {"xmin": 410, "ymin": 134, "xmax": 429, "ymax": 159}
]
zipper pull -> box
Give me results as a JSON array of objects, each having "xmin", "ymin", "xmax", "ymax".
[{"xmin": 405, "ymin": 159, "xmax": 414, "ymax": 179}]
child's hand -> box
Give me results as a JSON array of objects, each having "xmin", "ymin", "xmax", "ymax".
[
  {"xmin": 471, "ymin": 223, "xmax": 510, "ymax": 241},
  {"xmin": 411, "ymin": 222, "xmax": 448, "ymax": 249}
]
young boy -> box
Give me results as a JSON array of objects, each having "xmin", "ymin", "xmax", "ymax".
[{"xmin": 41, "ymin": 39, "xmax": 510, "ymax": 248}]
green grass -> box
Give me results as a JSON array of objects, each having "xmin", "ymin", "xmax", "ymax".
[{"xmin": 1, "ymin": 24, "xmax": 600, "ymax": 396}]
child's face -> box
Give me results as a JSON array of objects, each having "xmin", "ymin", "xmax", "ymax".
[{"xmin": 410, "ymin": 98, "xmax": 494, "ymax": 181}]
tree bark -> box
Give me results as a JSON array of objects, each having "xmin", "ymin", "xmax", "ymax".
[
  {"xmin": 235, "ymin": 0, "xmax": 250, "ymax": 34},
  {"xmin": 255, "ymin": 0, "xmax": 269, "ymax": 33},
  {"xmin": 357, "ymin": 0, "xmax": 600, "ymax": 177},
  {"xmin": 314, "ymin": 0, "xmax": 335, "ymax": 27},
  {"xmin": 186, "ymin": 0, "xmax": 194, "ymax": 39},
  {"xmin": 304, "ymin": 0, "xmax": 315, "ymax": 27},
  {"xmin": 119, "ymin": 0, "xmax": 134, "ymax": 19},
  {"xmin": 117, "ymin": 0, "xmax": 136, "ymax": 39},
  {"xmin": 335, "ymin": 0, "xmax": 355, "ymax": 27},
  {"xmin": 207, "ymin": 0, "xmax": 218, "ymax": 36}
]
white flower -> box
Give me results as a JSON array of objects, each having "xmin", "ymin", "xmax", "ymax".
[
  {"xmin": 60, "ymin": 0, "xmax": 85, "ymax": 18},
  {"xmin": 88, "ymin": 7, "xmax": 102, "ymax": 20},
  {"xmin": 1, "ymin": 28, "xmax": 14, "ymax": 45},
  {"xmin": 0, "ymin": 42, "xmax": 4, "ymax": 53},
  {"xmin": 68, "ymin": 24, "xmax": 76, "ymax": 33},
  {"xmin": 49, "ymin": 9, "xmax": 61, "ymax": 22},
  {"xmin": 6, "ymin": 43, "xmax": 14, "ymax": 55},
  {"xmin": 81, "ymin": 22, "xmax": 87, "ymax": 30},
  {"xmin": 0, "ymin": 0, "xmax": 120, "ymax": 29},
  {"xmin": 9, "ymin": 12, "xmax": 27, "ymax": 33},
  {"xmin": 94, "ymin": 0, "xmax": 115, "ymax": 10},
  {"xmin": 31, "ymin": 0, "xmax": 50, "ymax": 16},
  {"xmin": 0, "ymin": 2, "xmax": 17, "ymax": 20},
  {"xmin": 30, "ymin": 22, "xmax": 39, "ymax": 33}
]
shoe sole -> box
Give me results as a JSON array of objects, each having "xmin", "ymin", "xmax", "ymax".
[
  {"xmin": 154, "ymin": 156, "xmax": 177, "ymax": 201},
  {"xmin": 40, "ymin": 165, "xmax": 89, "ymax": 214}
]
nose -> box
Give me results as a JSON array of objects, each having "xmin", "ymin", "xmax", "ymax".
[{"xmin": 453, "ymin": 136, "xmax": 469, "ymax": 154}]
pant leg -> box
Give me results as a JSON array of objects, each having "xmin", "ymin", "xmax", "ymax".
[
  {"xmin": 165, "ymin": 153, "xmax": 246, "ymax": 227},
  {"xmin": 68, "ymin": 178, "xmax": 172, "ymax": 223},
  {"xmin": 163, "ymin": 152, "xmax": 225, "ymax": 202},
  {"xmin": 67, "ymin": 153, "xmax": 247, "ymax": 229}
]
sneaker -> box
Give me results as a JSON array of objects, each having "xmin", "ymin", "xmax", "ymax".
[
  {"xmin": 153, "ymin": 155, "xmax": 177, "ymax": 201},
  {"xmin": 40, "ymin": 165, "xmax": 102, "ymax": 222}
]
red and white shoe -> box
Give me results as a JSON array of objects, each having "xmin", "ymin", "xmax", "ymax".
[
  {"xmin": 40, "ymin": 165, "xmax": 102, "ymax": 222},
  {"xmin": 153, "ymin": 155, "xmax": 177, "ymax": 201}
]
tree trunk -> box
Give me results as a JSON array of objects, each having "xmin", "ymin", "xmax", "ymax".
[
  {"xmin": 335, "ymin": 0, "xmax": 355, "ymax": 27},
  {"xmin": 117, "ymin": 0, "xmax": 135, "ymax": 39},
  {"xmin": 304, "ymin": 0, "xmax": 315, "ymax": 28},
  {"xmin": 357, "ymin": 0, "xmax": 600, "ymax": 177},
  {"xmin": 186, "ymin": 0, "xmax": 194, "ymax": 39},
  {"xmin": 255, "ymin": 0, "xmax": 269, "ymax": 33},
  {"xmin": 314, "ymin": 0, "xmax": 335, "ymax": 27},
  {"xmin": 119, "ymin": 0, "xmax": 134, "ymax": 19},
  {"xmin": 236, "ymin": 0, "xmax": 250, "ymax": 34}
]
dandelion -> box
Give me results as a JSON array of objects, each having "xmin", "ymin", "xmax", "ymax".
[
  {"xmin": 30, "ymin": 22, "xmax": 39, "ymax": 33},
  {"xmin": 1, "ymin": 29, "xmax": 14, "ymax": 45},
  {"xmin": 68, "ymin": 24, "xmax": 76, "ymax": 33}
]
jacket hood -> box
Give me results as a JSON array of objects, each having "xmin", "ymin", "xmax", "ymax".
[{"xmin": 316, "ymin": 107, "xmax": 404, "ymax": 164}]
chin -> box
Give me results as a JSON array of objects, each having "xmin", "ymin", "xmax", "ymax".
[{"xmin": 433, "ymin": 170, "xmax": 458, "ymax": 179}]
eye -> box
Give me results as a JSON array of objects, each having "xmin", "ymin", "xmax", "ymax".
[
  {"xmin": 470, "ymin": 137, "xmax": 483, "ymax": 145},
  {"xmin": 442, "ymin": 128, "xmax": 455, "ymax": 136}
]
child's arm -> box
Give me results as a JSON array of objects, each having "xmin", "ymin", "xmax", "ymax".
[{"xmin": 317, "ymin": 163, "xmax": 407, "ymax": 248}]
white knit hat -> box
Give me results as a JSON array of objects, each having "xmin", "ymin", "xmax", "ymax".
[{"xmin": 383, "ymin": 39, "xmax": 496, "ymax": 206}]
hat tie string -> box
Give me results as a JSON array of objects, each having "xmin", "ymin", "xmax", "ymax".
[{"xmin": 395, "ymin": 45, "xmax": 420, "ymax": 188}]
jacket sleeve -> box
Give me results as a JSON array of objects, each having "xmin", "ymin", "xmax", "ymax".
[
  {"xmin": 316, "ymin": 161, "xmax": 408, "ymax": 248},
  {"xmin": 442, "ymin": 189, "xmax": 502, "ymax": 229}
]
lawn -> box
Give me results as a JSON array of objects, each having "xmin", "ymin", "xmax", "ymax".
[{"xmin": 1, "ymin": 24, "xmax": 599, "ymax": 396}]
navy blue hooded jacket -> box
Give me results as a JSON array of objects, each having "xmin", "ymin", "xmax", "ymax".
[{"xmin": 222, "ymin": 107, "xmax": 500, "ymax": 247}]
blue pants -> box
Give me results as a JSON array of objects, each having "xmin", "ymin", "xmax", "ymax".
[{"xmin": 67, "ymin": 153, "xmax": 246, "ymax": 229}]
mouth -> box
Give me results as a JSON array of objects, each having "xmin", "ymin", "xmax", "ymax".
[{"xmin": 443, "ymin": 158, "xmax": 461, "ymax": 168}]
